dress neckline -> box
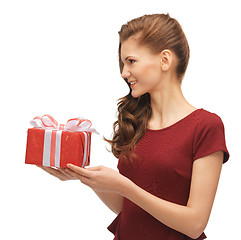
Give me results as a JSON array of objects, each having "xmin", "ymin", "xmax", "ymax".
[{"xmin": 146, "ymin": 108, "xmax": 203, "ymax": 132}]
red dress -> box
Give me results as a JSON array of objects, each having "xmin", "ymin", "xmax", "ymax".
[{"xmin": 107, "ymin": 108, "xmax": 230, "ymax": 240}]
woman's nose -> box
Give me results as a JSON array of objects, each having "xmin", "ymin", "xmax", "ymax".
[{"xmin": 121, "ymin": 66, "xmax": 131, "ymax": 79}]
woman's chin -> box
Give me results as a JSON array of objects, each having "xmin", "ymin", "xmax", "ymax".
[
  {"xmin": 131, "ymin": 91, "xmax": 141, "ymax": 98},
  {"xmin": 131, "ymin": 89, "xmax": 146, "ymax": 98}
]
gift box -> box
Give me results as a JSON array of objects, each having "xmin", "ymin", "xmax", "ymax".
[{"xmin": 25, "ymin": 114, "xmax": 99, "ymax": 168}]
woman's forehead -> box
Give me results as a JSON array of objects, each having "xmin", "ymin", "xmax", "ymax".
[{"xmin": 121, "ymin": 39, "xmax": 153, "ymax": 61}]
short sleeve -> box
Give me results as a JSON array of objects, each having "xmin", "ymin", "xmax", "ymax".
[{"xmin": 193, "ymin": 113, "xmax": 230, "ymax": 164}]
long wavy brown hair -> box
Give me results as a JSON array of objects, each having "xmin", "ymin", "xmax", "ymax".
[{"xmin": 104, "ymin": 13, "xmax": 190, "ymax": 166}]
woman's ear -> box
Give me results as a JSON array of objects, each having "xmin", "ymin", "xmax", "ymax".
[{"xmin": 160, "ymin": 49, "xmax": 172, "ymax": 71}]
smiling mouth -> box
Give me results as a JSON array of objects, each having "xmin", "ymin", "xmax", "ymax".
[
  {"xmin": 130, "ymin": 81, "xmax": 137, "ymax": 88},
  {"xmin": 130, "ymin": 81, "xmax": 137, "ymax": 85}
]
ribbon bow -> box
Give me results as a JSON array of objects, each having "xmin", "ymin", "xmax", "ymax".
[{"xmin": 30, "ymin": 114, "xmax": 99, "ymax": 135}]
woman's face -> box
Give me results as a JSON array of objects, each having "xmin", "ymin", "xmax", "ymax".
[{"xmin": 120, "ymin": 37, "xmax": 162, "ymax": 98}]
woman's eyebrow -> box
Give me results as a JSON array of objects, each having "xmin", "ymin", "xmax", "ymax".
[{"xmin": 122, "ymin": 55, "xmax": 136, "ymax": 61}]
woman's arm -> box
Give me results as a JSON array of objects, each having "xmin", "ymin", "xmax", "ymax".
[
  {"xmin": 92, "ymin": 191, "xmax": 123, "ymax": 215},
  {"xmin": 67, "ymin": 151, "xmax": 223, "ymax": 239},
  {"xmin": 120, "ymin": 151, "xmax": 223, "ymax": 239}
]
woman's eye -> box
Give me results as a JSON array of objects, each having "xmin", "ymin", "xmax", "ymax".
[{"xmin": 129, "ymin": 59, "xmax": 135, "ymax": 64}]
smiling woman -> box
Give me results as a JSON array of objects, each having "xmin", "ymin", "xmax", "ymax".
[
  {"xmin": 35, "ymin": 12, "xmax": 230, "ymax": 240},
  {"xmin": 102, "ymin": 13, "xmax": 230, "ymax": 240}
]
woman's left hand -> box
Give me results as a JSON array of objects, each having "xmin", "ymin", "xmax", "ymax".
[{"xmin": 65, "ymin": 164, "xmax": 131, "ymax": 195}]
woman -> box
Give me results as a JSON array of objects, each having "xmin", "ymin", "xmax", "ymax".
[{"xmin": 38, "ymin": 13, "xmax": 230, "ymax": 239}]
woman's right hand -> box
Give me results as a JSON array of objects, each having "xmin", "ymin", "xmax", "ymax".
[{"xmin": 36, "ymin": 165, "xmax": 79, "ymax": 181}]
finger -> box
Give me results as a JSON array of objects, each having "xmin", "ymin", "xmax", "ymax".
[
  {"xmin": 38, "ymin": 166, "xmax": 63, "ymax": 175},
  {"xmin": 85, "ymin": 166, "xmax": 101, "ymax": 171},
  {"xmin": 58, "ymin": 168, "xmax": 78, "ymax": 179},
  {"xmin": 37, "ymin": 166, "xmax": 59, "ymax": 175},
  {"xmin": 65, "ymin": 168, "xmax": 92, "ymax": 184},
  {"xmin": 36, "ymin": 165, "xmax": 68, "ymax": 180},
  {"xmin": 41, "ymin": 166, "xmax": 60, "ymax": 174},
  {"xmin": 67, "ymin": 164, "xmax": 92, "ymax": 178},
  {"xmin": 63, "ymin": 168, "xmax": 81, "ymax": 178}
]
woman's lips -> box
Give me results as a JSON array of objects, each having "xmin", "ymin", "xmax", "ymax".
[
  {"xmin": 129, "ymin": 81, "xmax": 137, "ymax": 88},
  {"xmin": 130, "ymin": 82, "xmax": 136, "ymax": 88}
]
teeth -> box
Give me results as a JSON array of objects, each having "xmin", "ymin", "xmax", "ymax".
[{"xmin": 130, "ymin": 81, "xmax": 137, "ymax": 85}]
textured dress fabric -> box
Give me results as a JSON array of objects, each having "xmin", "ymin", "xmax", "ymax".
[{"xmin": 107, "ymin": 108, "xmax": 230, "ymax": 240}]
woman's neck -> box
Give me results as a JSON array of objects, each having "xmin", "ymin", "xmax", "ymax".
[{"xmin": 148, "ymin": 79, "xmax": 196, "ymax": 130}]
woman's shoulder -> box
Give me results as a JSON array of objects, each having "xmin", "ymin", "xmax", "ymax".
[
  {"xmin": 198, "ymin": 108, "xmax": 223, "ymax": 121},
  {"xmin": 196, "ymin": 108, "xmax": 226, "ymax": 131},
  {"xmin": 193, "ymin": 108, "xmax": 230, "ymax": 163}
]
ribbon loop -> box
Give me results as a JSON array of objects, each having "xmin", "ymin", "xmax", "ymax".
[
  {"xmin": 42, "ymin": 114, "xmax": 58, "ymax": 128},
  {"xmin": 30, "ymin": 115, "xmax": 99, "ymax": 134}
]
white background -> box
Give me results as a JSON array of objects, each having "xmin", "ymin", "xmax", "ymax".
[{"xmin": 0, "ymin": 0, "xmax": 240, "ymax": 239}]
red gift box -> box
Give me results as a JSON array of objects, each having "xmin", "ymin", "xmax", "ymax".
[{"xmin": 25, "ymin": 115, "xmax": 99, "ymax": 168}]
